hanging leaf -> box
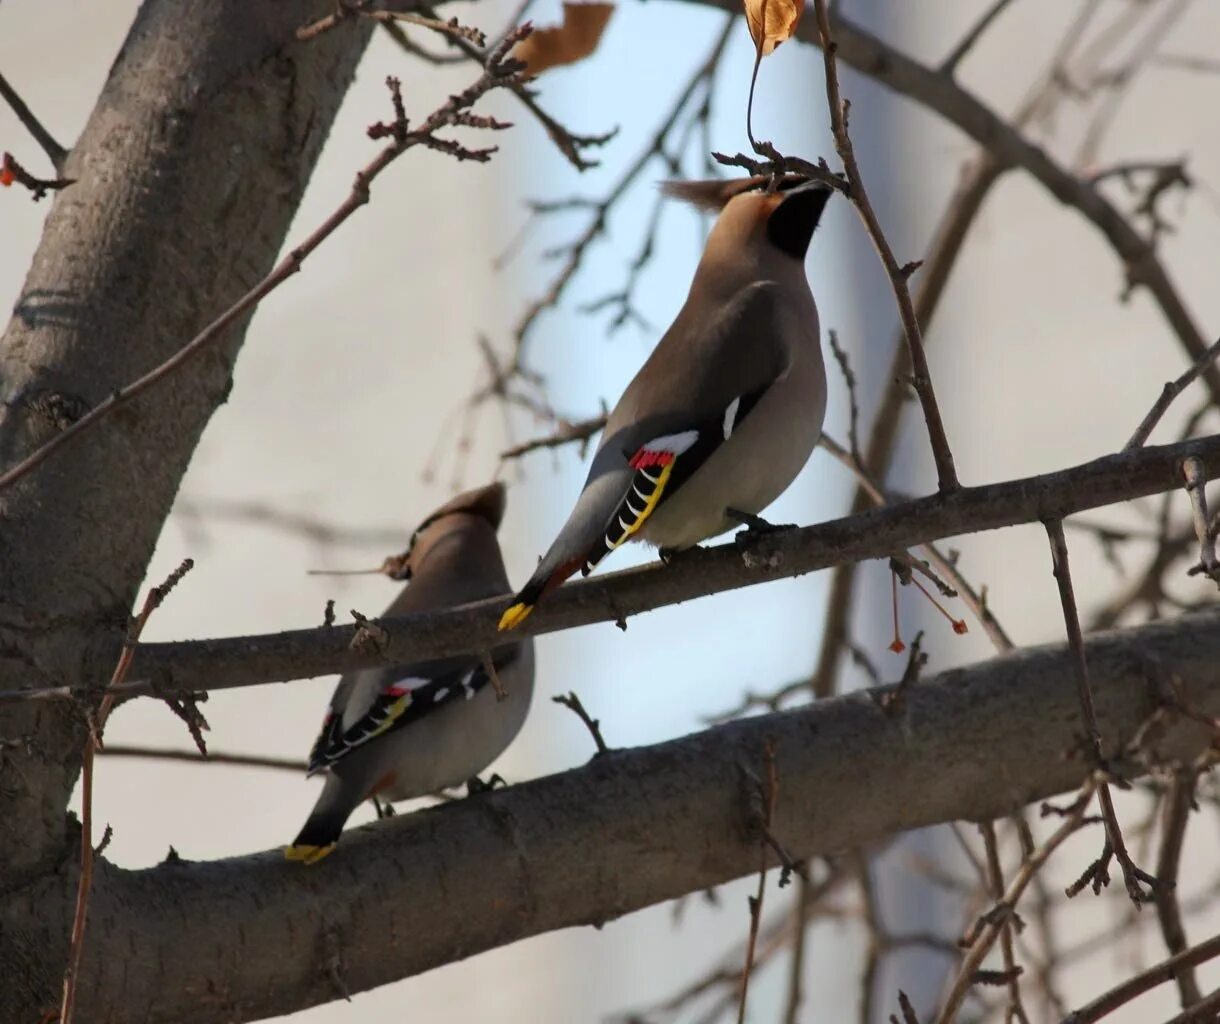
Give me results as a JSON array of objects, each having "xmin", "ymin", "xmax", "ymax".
[
  {"xmin": 743, "ymin": 0, "xmax": 803, "ymax": 57},
  {"xmin": 742, "ymin": 0, "xmax": 803, "ymax": 148},
  {"xmin": 513, "ymin": 3, "xmax": 615, "ymax": 76}
]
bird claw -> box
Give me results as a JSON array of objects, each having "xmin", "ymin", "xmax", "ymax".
[
  {"xmin": 466, "ymin": 773, "xmax": 506, "ymax": 795},
  {"xmin": 728, "ymin": 508, "xmax": 795, "ymax": 543}
]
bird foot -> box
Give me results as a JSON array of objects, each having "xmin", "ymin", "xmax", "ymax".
[
  {"xmin": 727, "ymin": 507, "xmax": 795, "ymax": 541},
  {"xmin": 658, "ymin": 545, "xmax": 699, "ymax": 565},
  {"xmin": 466, "ymin": 773, "xmax": 507, "ymax": 795},
  {"xmin": 372, "ymin": 796, "xmax": 396, "ymax": 820}
]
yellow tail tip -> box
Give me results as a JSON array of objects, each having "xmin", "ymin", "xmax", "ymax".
[
  {"xmin": 498, "ymin": 602, "xmax": 533, "ymax": 631},
  {"xmin": 284, "ymin": 842, "xmax": 336, "ymax": 865}
]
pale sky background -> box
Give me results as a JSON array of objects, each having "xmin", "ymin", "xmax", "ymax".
[{"xmin": 3, "ymin": 1, "xmax": 1220, "ymax": 1021}]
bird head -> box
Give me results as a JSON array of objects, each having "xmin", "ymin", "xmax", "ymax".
[
  {"xmin": 662, "ymin": 175, "xmax": 833, "ymax": 262},
  {"xmin": 395, "ymin": 480, "xmax": 507, "ymax": 579}
]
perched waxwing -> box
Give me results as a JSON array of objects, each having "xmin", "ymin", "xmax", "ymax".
[
  {"xmin": 499, "ymin": 176, "xmax": 831, "ymax": 630},
  {"xmin": 287, "ymin": 481, "xmax": 534, "ymax": 863}
]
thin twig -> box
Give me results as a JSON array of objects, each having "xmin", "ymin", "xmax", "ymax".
[
  {"xmin": 0, "ymin": 42, "xmax": 527, "ymax": 496},
  {"xmin": 812, "ymin": 0, "xmax": 958, "ymax": 493},
  {"xmin": 509, "ymin": 15, "xmax": 733, "ymax": 364},
  {"xmin": 804, "ymin": 0, "xmax": 1102, "ymax": 698},
  {"xmin": 499, "ymin": 412, "xmax": 606, "ymax": 460},
  {"xmin": 1061, "ymin": 931, "xmax": 1220, "ymax": 1024},
  {"xmin": 551, "ymin": 692, "xmax": 609, "ymax": 755},
  {"xmin": 820, "ymin": 433, "xmax": 1012, "ymax": 650},
  {"xmin": 59, "ymin": 558, "xmax": 194, "ymax": 1024},
  {"xmin": 1181, "ymin": 457, "xmax": 1220, "ymax": 587},
  {"xmin": 828, "ymin": 329, "xmax": 862, "ymax": 465},
  {"xmin": 1125, "ymin": 337, "xmax": 1220, "ymax": 450},
  {"xmin": 782, "ymin": 873, "xmax": 810, "ymax": 1024},
  {"xmin": 737, "ymin": 742, "xmax": 779, "ymax": 1024},
  {"xmin": 1154, "ymin": 769, "xmax": 1204, "ymax": 1009},
  {"xmin": 979, "ymin": 820, "xmax": 1031, "ymax": 1023},
  {"xmin": 97, "ymin": 745, "xmax": 304, "ymax": 773},
  {"xmin": 937, "ymin": 780, "xmax": 1099, "ymax": 1024},
  {"xmin": 940, "ymin": 0, "xmax": 1018, "ymax": 75},
  {"xmin": 0, "ymin": 70, "xmax": 67, "ymax": 169},
  {"xmin": 1045, "ymin": 519, "xmax": 1157, "ymax": 905},
  {"xmin": 1, "ymin": 150, "xmax": 74, "ymax": 201}
]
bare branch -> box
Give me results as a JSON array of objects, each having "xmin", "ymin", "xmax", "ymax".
[
  {"xmin": 1153, "ymin": 769, "xmax": 1204, "ymax": 1009},
  {"xmin": 1125, "ymin": 337, "xmax": 1220, "ymax": 450},
  {"xmin": 936, "ymin": 780, "xmax": 1099, "ymax": 1024},
  {"xmin": 509, "ymin": 16, "xmax": 733, "ymax": 361},
  {"xmin": 939, "ymin": 0, "xmax": 1018, "ymax": 76},
  {"xmin": 60, "ymin": 558, "xmax": 194, "ymax": 1024},
  {"xmin": 736, "ymin": 743, "xmax": 778, "ymax": 1023},
  {"xmin": 1061, "ymin": 932, "xmax": 1220, "ymax": 1024},
  {"xmin": 37, "ymin": 612, "xmax": 1220, "ymax": 1022},
  {"xmin": 17, "ymin": 431, "xmax": 1212, "ymax": 703},
  {"xmin": 551, "ymin": 692, "xmax": 610, "ymax": 756},
  {"xmin": 499, "ymin": 412, "xmax": 606, "ymax": 460},
  {"xmin": 1045, "ymin": 520, "xmax": 1157, "ymax": 904},
  {"xmin": 1181, "ymin": 456, "xmax": 1220, "ymax": 587},
  {"xmin": 97, "ymin": 746, "xmax": 304, "ymax": 774},
  {"xmin": 812, "ymin": 0, "xmax": 959, "ymax": 492},
  {"xmin": 0, "ymin": 69, "xmax": 67, "ymax": 169},
  {"xmin": 979, "ymin": 820, "xmax": 1030, "ymax": 1023},
  {"xmin": 1, "ymin": 150, "xmax": 74, "ymax": 201},
  {"xmin": 0, "ymin": 39, "xmax": 529, "ymax": 496}
]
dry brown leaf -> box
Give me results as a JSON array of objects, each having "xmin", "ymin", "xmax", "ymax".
[
  {"xmin": 743, "ymin": 0, "xmax": 802, "ymax": 57},
  {"xmin": 513, "ymin": 3, "xmax": 615, "ymax": 75}
]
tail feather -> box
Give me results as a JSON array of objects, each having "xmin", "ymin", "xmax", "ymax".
[
  {"xmin": 285, "ymin": 810, "xmax": 343, "ymax": 864},
  {"xmin": 498, "ymin": 557, "xmax": 583, "ymax": 631},
  {"xmin": 285, "ymin": 776, "xmax": 354, "ymax": 865}
]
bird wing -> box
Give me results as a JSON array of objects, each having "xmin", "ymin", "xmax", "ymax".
[
  {"xmin": 304, "ymin": 648, "xmax": 520, "ymax": 775},
  {"xmin": 499, "ymin": 282, "xmax": 792, "ymax": 629}
]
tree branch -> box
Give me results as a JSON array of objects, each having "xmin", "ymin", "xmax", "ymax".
[
  {"xmin": 0, "ymin": 69, "xmax": 68, "ymax": 170},
  {"xmin": 79, "ymin": 432, "xmax": 1220, "ymax": 700},
  {"xmin": 0, "ymin": 38, "xmax": 526, "ymax": 497},
  {"xmin": 1126, "ymin": 336, "xmax": 1220, "ymax": 450},
  {"xmin": 1062, "ymin": 930, "xmax": 1220, "ymax": 1024},
  {"xmin": 9, "ymin": 610, "xmax": 1220, "ymax": 1023},
  {"xmin": 812, "ymin": 0, "xmax": 959, "ymax": 492}
]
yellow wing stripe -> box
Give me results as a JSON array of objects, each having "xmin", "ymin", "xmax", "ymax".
[{"xmin": 607, "ymin": 461, "xmax": 673, "ymax": 551}]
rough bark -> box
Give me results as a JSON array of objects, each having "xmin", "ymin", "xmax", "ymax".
[
  {"xmin": 0, "ymin": 0, "xmax": 372, "ymax": 946},
  {"xmin": 3, "ymin": 610, "xmax": 1216, "ymax": 1022},
  {"xmin": 116, "ymin": 431, "xmax": 1220, "ymax": 695}
]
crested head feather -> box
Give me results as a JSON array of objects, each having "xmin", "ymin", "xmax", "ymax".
[
  {"xmin": 660, "ymin": 174, "xmax": 829, "ymax": 213},
  {"xmin": 391, "ymin": 480, "xmax": 508, "ymax": 582},
  {"xmin": 412, "ymin": 481, "xmax": 507, "ymax": 537}
]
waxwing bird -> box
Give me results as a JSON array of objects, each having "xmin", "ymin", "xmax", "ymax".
[
  {"xmin": 499, "ymin": 176, "xmax": 831, "ymax": 630},
  {"xmin": 287, "ymin": 481, "xmax": 534, "ymax": 864}
]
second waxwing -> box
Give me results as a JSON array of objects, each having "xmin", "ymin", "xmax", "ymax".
[
  {"xmin": 287, "ymin": 481, "xmax": 534, "ymax": 863},
  {"xmin": 499, "ymin": 176, "xmax": 832, "ymax": 630}
]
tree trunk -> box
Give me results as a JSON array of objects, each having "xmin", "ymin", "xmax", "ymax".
[{"xmin": 0, "ymin": 0, "xmax": 371, "ymax": 1005}]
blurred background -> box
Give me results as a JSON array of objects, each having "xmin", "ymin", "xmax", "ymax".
[{"xmin": 3, "ymin": 1, "xmax": 1220, "ymax": 1020}]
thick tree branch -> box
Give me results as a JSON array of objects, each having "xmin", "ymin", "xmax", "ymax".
[
  {"xmin": 86, "ymin": 432, "xmax": 1220, "ymax": 699},
  {"xmin": 6, "ymin": 610, "xmax": 1219, "ymax": 1023}
]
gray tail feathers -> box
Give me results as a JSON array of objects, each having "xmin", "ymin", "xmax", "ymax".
[{"xmin": 287, "ymin": 774, "xmax": 358, "ymax": 855}]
